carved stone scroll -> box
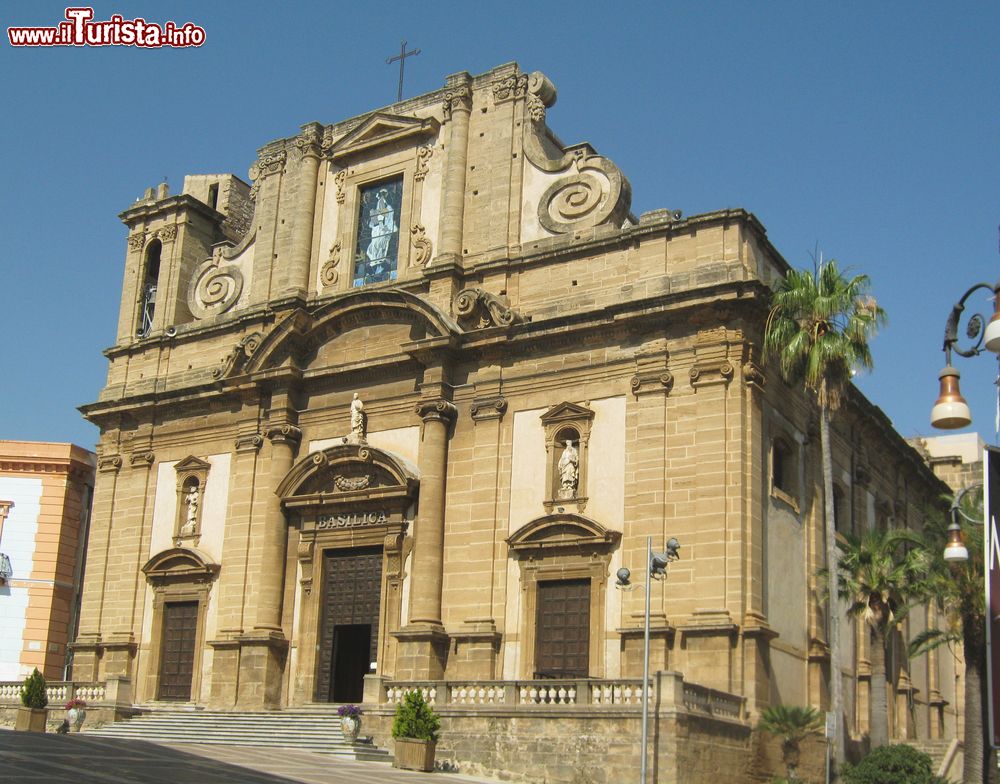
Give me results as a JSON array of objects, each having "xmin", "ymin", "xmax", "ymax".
[
  {"xmin": 454, "ymin": 288, "xmax": 523, "ymax": 330},
  {"xmin": 414, "ymin": 146, "xmax": 433, "ymax": 181},
  {"xmin": 188, "ymin": 255, "xmax": 244, "ymax": 319},
  {"xmin": 410, "ymin": 224, "xmax": 433, "ymax": 267},
  {"xmin": 522, "ymin": 71, "xmax": 631, "ymax": 235},
  {"xmin": 321, "ymin": 241, "xmax": 341, "ymax": 288}
]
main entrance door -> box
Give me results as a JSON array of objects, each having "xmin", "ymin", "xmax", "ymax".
[
  {"xmin": 315, "ymin": 547, "xmax": 383, "ymax": 702},
  {"xmin": 535, "ymin": 578, "xmax": 590, "ymax": 678},
  {"xmin": 157, "ymin": 600, "xmax": 198, "ymax": 700}
]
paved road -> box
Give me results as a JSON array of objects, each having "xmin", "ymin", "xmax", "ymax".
[{"xmin": 0, "ymin": 729, "xmax": 504, "ymax": 784}]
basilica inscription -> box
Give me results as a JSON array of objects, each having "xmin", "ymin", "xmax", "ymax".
[{"xmin": 316, "ymin": 511, "xmax": 389, "ymax": 530}]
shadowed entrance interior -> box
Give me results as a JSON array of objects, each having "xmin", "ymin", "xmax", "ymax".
[{"xmin": 315, "ymin": 546, "xmax": 383, "ymax": 702}]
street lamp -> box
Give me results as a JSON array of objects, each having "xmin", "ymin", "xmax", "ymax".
[
  {"xmin": 942, "ymin": 483, "xmax": 983, "ymax": 562},
  {"xmin": 930, "ymin": 280, "xmax": 1000, "ymax": 430},
  {"xmin": 615, "ymin": 535, "xmax": 681, "ymax": 784}
]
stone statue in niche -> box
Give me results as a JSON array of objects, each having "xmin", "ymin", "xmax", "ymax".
[
  {"xmin": 350, "ymin": 393, "xmax": 367, "ymax": 443},
  {"xmin": 557, "ymin": 440, "xmax": 579, "ymax": 499},
  {"xmin": 181, "ymin": 484, "xmax": 199, "ymax": 534}
]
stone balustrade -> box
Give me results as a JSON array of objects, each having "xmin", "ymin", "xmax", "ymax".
[
  {"xmin": 383, "ymin": 672, "xmax": 742, "ymax": 717},
  {"xmin": 0, "ymin": 681, "xmax": 106, "ymax": 705},
  {"xmin": 681, "ymin": 680, "xmax": 744, "ymax": 719},
  {"xmin": 0, "ymin": 679, "xmax": 123, "ymax": 709}
]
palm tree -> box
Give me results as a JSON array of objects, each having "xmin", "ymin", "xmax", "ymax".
[
  {"xmin": 832, "ymin": 528, "xmax": 931, "ymax": 747},
  {"xmin": 759, "ymin": 704, "xmax": 824, "ymax": 781},
  {"xmin": 910, "ymin": 490, "xmax": 992, "ymax": 784},
  {"xmin": 764, "ymin": 258, "xmax": 886, "ymax": 764}
]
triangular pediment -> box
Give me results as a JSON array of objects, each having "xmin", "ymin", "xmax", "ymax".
[
  {"xmin": 540, "ymin": 401, "xmax": 594, "ymax": 426},
  {"xmin": 329, "ymin": 113, "xmax": 439, "ymax": 162},
  {"xmin": 175, "ymin": 455, "xmax": 211, "ymax": 472}
]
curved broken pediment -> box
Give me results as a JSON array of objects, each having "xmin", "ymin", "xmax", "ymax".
[
  {"xmin": 277, "ymin": 443, "xmax": 419, "ymax": 510},
  {"xmin": 215, "ymin": 289, "xmax": 460, "ymax": 380},
  {"xmin": 142, "ymin": 547, "xmax": 220, "ymax": 586},
  {"xmin": 507, "ymin": 512, "xmax": 620, "ymax": 557}
]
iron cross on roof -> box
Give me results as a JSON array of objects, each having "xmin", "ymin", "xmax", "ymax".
[{"xmin": 386, "ymin": 40, "xmax": 420, "ymax": 103}]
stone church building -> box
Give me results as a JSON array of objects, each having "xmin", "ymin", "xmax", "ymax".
[{"xmin": 74, "ymin": 62, "xmax": 957, "ymax": 779}]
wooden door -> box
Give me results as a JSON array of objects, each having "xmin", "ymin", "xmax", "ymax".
[
  {"xmin": 535, "ymin": 578, "xmax": 590, "ymax": 678},
  {"xmin": 157, "ymin": 601, "xmax": 198, "ymax": 701},
  {"xmin": 315, "ymin": 547, "xmax": 383, "ymax": 702}
]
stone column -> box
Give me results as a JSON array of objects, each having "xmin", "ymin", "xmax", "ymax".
[
  {"xmin": 255, "ymin": 422, "xmax": 301, "ymax": 631},
  {"xmin": 393, "ymin": 398, "xmax": 457, "ymax": 680},
  {"xmin": 235, "ymin": 419, "xmax": 299, "ymax": 709},
  {"xmin": 286, "ymin": 122, "xmax": 323, "ymax": 298},
  {"xmin": 437, "ymin": 82, "xmax": 472, "ymax": 262}
]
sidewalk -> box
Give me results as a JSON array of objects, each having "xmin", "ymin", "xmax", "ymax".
[{"xmin": 0, "ymin": 729, "xmax": 504, "ymax": 784}]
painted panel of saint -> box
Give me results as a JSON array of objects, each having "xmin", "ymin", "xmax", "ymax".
[{"xmin": 353, "ymin": 178, "xmax": 403, "ymax": 287}]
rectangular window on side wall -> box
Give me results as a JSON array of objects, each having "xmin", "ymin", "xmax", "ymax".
[{"xmin": 353, "ymin": 178, "xmax": 403, "ymax": 287}]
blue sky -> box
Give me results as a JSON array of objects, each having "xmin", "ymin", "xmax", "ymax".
[{"xmin": 2, "ymin": 1, "xmax": 998, "ymax": 451}]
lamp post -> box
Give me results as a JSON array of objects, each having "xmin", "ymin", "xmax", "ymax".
[
  {"xmin": 930, "ymin": 279, "xmax": 1000, "ymax": 430},
  {"xmin": 615, "ymin": 535, "xmax": 681, "ymax": 784}
]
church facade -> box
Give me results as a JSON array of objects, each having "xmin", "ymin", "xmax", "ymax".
[{"xmin": 75, "ymin": 62, "xmax": 956, "ymax": 776}]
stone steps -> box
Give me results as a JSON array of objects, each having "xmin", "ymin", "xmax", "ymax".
[{"xmin": 82, "ymin": 706, "xmax": 390, "ymax": 762}]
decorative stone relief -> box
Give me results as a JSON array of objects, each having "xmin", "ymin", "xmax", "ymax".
[
  {"xmin": 523, "ymin": 71, "xmax": 631, "ymax": 235},
  {"xmin": 442, "ymin": 86, "xmax": 472, "ymax": 121},
  {"xmin": 334, "ymin": 168, "xmax": 347, "ymax": 204},
  {"xmin": 156, "ymin": 225, "xmax": 177, "ymax": 243},
  {"xmin": 454, "ymin": 288, "xmax": 524, "ymax": 330},
  {"xmin": 321, "ymin": 240, "xmax": 341, "ymax": 288},
  {"xmin": 213, "ymin": 332, "xmax": 262, "ymax": 379},
  {"xmin": 247, "ymin": 148, "xmax": 287, "ymax": 200},
  {"xmin": 295, "ymin": 123, "xmax": 322, "ymax": 159},
  {"xmin": 188, "ymin": 251, "xmax": 244, "ymax": 319},
  {"xmin": 414, "ymin": 145, "xmax": 433, "ymax": 181},
  {"xmin": 127, "ymin": 232, "xmax": 147, "ymax": 252},
  {"xmin": 334, "ymin": 474, "xmax": 370, "ymax": 492},
  {"xmin": 492, "ymin": 73, "xmax": 528, "ymax": 103},
  {"xmin": 410, "ymin": 224, "xmax": 433, "ymax": 267},
  {"xmin": 248, "ymin": 149, "xmax": 286, "ymax": 182}
]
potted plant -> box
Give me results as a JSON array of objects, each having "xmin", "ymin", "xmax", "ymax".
[
  {"xmin": 65, "ymin": 697, "xmax": 87, "ymax": 732},
  {"xmin": 15, "ymin": 668, "xmax": 48, "ymax": 733},
  {"xmin": 391, "ymin": 690, "xmax": 441, "ymax": 772},
  {"xmin": 337, "ymin": 703, "xmax": 362, "ymax": 742}
]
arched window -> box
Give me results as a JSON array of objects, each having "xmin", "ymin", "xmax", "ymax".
[{"xmin": 138, "ymin": 239, "xmax": 161, "ymax": 337}]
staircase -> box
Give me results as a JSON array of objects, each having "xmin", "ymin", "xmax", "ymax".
[
  {"xmin": 82, "ymin": 705, "xmax": 391, "ymax": 762},
  {"xmin": 907, "ymin": 738, "xmax": 963, "ymax": 782}
]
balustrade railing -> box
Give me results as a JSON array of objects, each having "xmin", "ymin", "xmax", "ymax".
[
  {"xmin": 385, "ymin": 674, "xmax": 744, "ymax": 720},
  {"xmin": 386, "ymin": 678, "xmax": 654, "ymax": 708},
  {"xmin": 0, "ymin": 681, "xmax": 107, "ymax": 706}
]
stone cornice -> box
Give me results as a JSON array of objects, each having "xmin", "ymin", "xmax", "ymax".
[{"xmin": 118, "ymin": 193, "xmax": 223, "ymax": 227}]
